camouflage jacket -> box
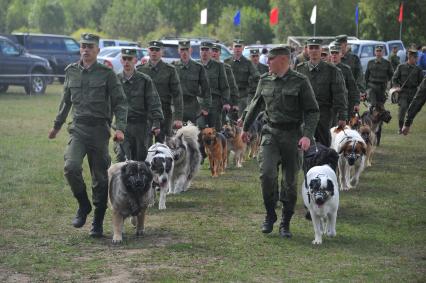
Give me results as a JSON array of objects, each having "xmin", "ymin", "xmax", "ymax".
[
  {"xmin": 341, "ymin": 50, "xmax": 365, "ymax": 92},
  {"xmin": 336, "ymin": 62, "xmax": 360, "ymax": 110},
  {"xmin": 365, "ymin": 58, "xmax": 394, "ymax": 85},
  {"xmin": 405, "ymin": 77, "xmax": 426, "ymax": 126},
  {"xmin": 224, "ymin": 63, "xmax": 239, "ymax": 106},
  {"xmin": 200, "ymin": 59, "xmax": 230, "ymax": 104},
  {"xmin": 225, "ymin": 55, "xmax": 260, "ymax": 98},
  {"xmin": 392, "ymin": 63, "xmax": 423, "ymax": 93},
  {"xmin": 53, "ymin": 61, "xmax": 127, "ymax": 131}
]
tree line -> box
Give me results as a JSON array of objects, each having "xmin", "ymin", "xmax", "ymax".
[{"xmin": 0, "ymin": 0, "xmax": 424, "ymax": 46}]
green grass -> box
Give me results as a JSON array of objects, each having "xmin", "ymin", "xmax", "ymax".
[{"xmin": 0, "ymin": 84, "xmax": 425, "ymax": 282}]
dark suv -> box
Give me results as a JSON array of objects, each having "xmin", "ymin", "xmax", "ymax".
[
  {"xmin": 0, "ymin": 35, "xmax": 52, "ymax": 94},
  {"xmin": 8, "ymin": 33, "xmax": 81, "ymax": 83}
]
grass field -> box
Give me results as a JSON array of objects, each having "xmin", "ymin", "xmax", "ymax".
[{"xmin": 0, "ymin": 84, "xmax": 425, "ymax": 282}]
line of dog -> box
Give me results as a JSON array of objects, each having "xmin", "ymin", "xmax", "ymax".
[{"xmin": 303, "ymin": 107, "xmax": 391, "ymax": 244}]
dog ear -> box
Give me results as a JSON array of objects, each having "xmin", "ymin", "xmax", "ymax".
[
  {"xmin": 326, "ymin": 179, "xmax": 334, "ymax": 196},
  {"xmin": 165, "ymin": 157, "xmax": 173, "ymax": 172},
  {"xmin": 338, "ymin": 142, "xmax": 349, "ymax": 154},
  {"xmin": 144, "ymin": 161, "xmax": 151, "ymax": 170}
]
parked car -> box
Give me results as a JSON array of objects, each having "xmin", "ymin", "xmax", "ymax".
[
  {"xmin": 98, "ymin": 39, "xmax": 139, "ymax": 49},
  {"xmin": 7, "ymin": 33, "xmax": 81, "ymax": 83},
  {"xmin": 346, "ymin": 40, "xmax": 388, "ymax": 73},
  {"xmin": 97, "ymin": 46, "xmax": 147, "ymax": 74},
  {"xmin": 0, "ymin": 35, "xmax": 52, "ymax": 94},
  {"xmin": 386, "ymin": 40, "xmax": 406, "ymax": 63},
  {"xmin": 141, "ymin": 38, "xmax": 232, "ymax": 64}
]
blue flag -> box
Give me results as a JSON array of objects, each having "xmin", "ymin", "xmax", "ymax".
[
  {"xmin": 234, "ymin": 10, "xmax": 241, "ymax": 26},
  {"xmin": 355, "ymin": 5, "xmax": 359, "ymax": 25}
]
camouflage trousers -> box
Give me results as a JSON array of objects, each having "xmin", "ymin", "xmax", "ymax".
[
  {"xmin": 114, "ymin": 121, "xmax": 150, "ymax": 162},
  {"xmin": 183, "ymin": 95, "xmax": 208, "ymax": 128},
  {"xmin": 207, "ymin": 97, "xmax": 224, "ymax": 131},
  {"xmin": 398, "ymin": 90, "xmax": 417, "ymax": 129},
  {"xmin": 315, "ymin": 107, "xmax": 333, "ymax": 147},
  {"xmin": 257, "ymin": 125, "xmax": 302, "ymax": 214},
  {"xmin": 368, "ymin": 82, "xmax": 387, "ymax": 108},
  {"xmin": 64, "ymin": 122, "xmax": 111, "ymax": 210}
]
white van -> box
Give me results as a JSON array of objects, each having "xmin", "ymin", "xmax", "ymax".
[{"xmin": 98, "ymin": 39, "xmax": 139, "ymax": 49}]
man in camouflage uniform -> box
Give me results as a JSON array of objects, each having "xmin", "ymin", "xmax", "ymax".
[
  {"xmin": 321, "ymin": 46, "xmax": 330, "ymax": 62},
  {"xmin": 48, "ymin": 34, "xmax": 127, "ymax": 237},
  {"xmin": 392, "ymin": 49, "xmax": 423, "ymax": 133},
  {"xmin": 199, "ymin": 41, "xmax": 231, "ymax": 130},
  {"xmin": 225, "ymin": 39, "xmax": 260, "ymax": 117},
  {"xmin": 401, "ymin": 77, "xmax": 426, "ymax": 135},
  {"xmin": 250, "ymin": 49, "xmax": 269, "ymax": 75},
  {"xmin": 137, "ymin": 41, "xmax": 183, "ymax": 143},
  {"xmin": 241, "ymin": 46, "xmax": 319, "ymax": 238},
  {"xmin": 172, "ymin": 40, "xmax": 211, "ymax": 128},
  {"xmin": 365, "ymin": 45, "xmax": 394, "ymax": 110},
  {"xmin": 115, "ymin": 48, "xmax": 163, "ymax": 162},
  {"xmin": 329, "ymin": 43, "xmax": 360, "ymax": 120},
  {"xmin": 295, "ymin": 41, "xmax": 309, "ymax": 65},
  {"xmin": 389, "ymin": 46, "xmax": 400, "ymax": 71},
  {"xmin": 295, "ymin": 38, "xmax": 347, "ymax": 147},
  {"xmin": 335, "ymin": 35, "xmax": 366, "ymax": 94},
  {"xmin": 211, "ymin": 43, "xmax": 240, "ymax": 123}
]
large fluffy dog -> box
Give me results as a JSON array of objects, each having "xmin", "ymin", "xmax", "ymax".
[
  {"xmin": 332, "ymin": 127, "xmax": 367, "ymax": 191},
  {"xmin": 222, "ymin": 124, "xmax": 245, "ymax": 168},
  {"xmin": 302, "ymin": 164, "xmax": 339, "ymax": 245},
  {"xmin": 146, "ymin": 143, "xmax": 174, "ymax": 210},
  {"xmin": 166, "ymin": 123, "xmax": 201, "ymax": 193},
  {"xmin": 108, "ymin": 161, "xmax": 153, "ymax": 244},
  {"xmin": 202, "ymin": 127, "xmax": 227, "ymax": 176}
]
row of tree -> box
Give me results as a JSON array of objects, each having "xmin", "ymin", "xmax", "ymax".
[{"xmin": 0, "ymin": 0, "xmax": 425, "ymax": 46}]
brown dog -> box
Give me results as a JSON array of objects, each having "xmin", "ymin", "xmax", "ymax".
[
  {"xmin": 222, "ymin": 124, "xmax": 247, "ymax": 168},
  {"xmin": 201, "ymin": 128, "xmax": 227, "ymax": 177},
  {"xmin": 358, "ymin": 124, "xmax": 375, "ymax": 167}
]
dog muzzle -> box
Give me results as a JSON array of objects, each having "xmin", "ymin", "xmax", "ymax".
[{"xmin": 347, "ymin": 153, "xmax": 357, "ymax": 166}]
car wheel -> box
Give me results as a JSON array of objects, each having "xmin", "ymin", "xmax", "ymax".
[
  {"xmin": 0, "ymin": 84, "xmax": 9, "ymax": 93},
  {"xmin": 25, "ymin": 73, "xmax": 47, "ymax": 95}
]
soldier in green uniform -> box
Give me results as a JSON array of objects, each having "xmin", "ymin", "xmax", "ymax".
[
  {"xmin": 225, "ymin": 39, "xmax": 260, "ymax": 118},
  {"xmin": 249, "ymin": 49, "xmax": 269, "ymax": 75},
  {"xmin": 137, "ymin": 41, "xmax": 183, "ymax": 143},
  {"xmin": 172, "ymin": 40, "xmax": 211, "ymax": 127},
  {"xmin": 392, "ymin": 49, "xmax": 423, "ymax": 133},
  {"xmin": 241, "ymin": 46, "xmax": 319, "ymax": 238},
  {"xmin": 48, "ymin": 34, "xmax": 128, "ymax": 237},
  {"xmin": 115, "ymin": 48, "xmax": 163, "ymax": 162},
  {"xmin": 199, "ymin": 41, "xmax": 231, "ymax": 130},
  {"xmin": 321, "ymin": 46, "xmax": 330, "ymax": 62},
  {"xmin": 335, "ymin": 35, "xmax": 366, "ymax": 94},
  {"xmin": 329, "ymin": 43, "xmax": 360, "ymax": 119},
  {"xmin": 389, "ymin": 46, "xmax": 400, "ymax": 71},
  {"xmin": 295, "ymin": 38, "xmax": 347, "ymax": 147},
  {"xmin": 295, "ymin": 41, "xmax": 309, "ymax": 65},
  {"xmin": 365, "ymin": 45, "xmax": 394, "ymax": 110},
  {"xmin": 211, "ymin": 43, "xmax": 240, "ymax": 122},
  {"xmin": 402, "ymin": 77, "xmax": 426, "ymax": 135}
]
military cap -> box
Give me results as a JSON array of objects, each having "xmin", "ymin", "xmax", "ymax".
[
  {"xmin": 200, "ymin": 41, "xmax": 213, "ymax": 48},
  {"xmin": 80, "ymin": 33, "xmax": 99, "ymax": 44},
  {"xmin": 148, "ymin": 41, "xmax": 163, "ymax": 48},
  {"xmin": 250, "ymin": 49, "xmax": 260, "ymax": 56},
  {"xmin": 211, "ymin": 43, "xmax": 221, "ymax": 51},
  {"xmin": 375, "ymin": 45, "xmax": 384, "ymax": 51},
  {"xmin": 408, "ymin": 48, "xmax": 418, "ymax": 56},
  {"xmin": 329, "ymin": 44, "xmax": 341, "ymax": 53},
  {"xmin": 121, "ymin": 48, "xmax": 137, "ymax": 57},
  {"xmin": 306, "ymin": 38, "xmax": 323, "ymax": 46},
  {"xmin": 233, "ymin": 39, "xmax": 244, "ymax": 46},
  {"xmin": 267, "ymin": 45, "xmax": 291, "ymax": 58},
  {"xmin": 321, "ymin": 46, "xmax": 329, "ymax": 55},
  {"xmin": 178, "ymin": 40, "xmax": 190, "ymax": 49},
  {"xmin": 335, "ymin": 34, "xmax": 348, "ymax": 43}
]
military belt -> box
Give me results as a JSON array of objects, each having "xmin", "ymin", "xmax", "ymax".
[
  {"xmin": 74, "ymin": 117, "xmax": 107, "ymax": 126},
  {"xmin": 267, "ymin": 121, "xmax": 300, "ymax": 131}
]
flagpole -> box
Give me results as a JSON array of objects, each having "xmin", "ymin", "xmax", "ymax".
[
  {"xmin": 399, "ymin": 1, "xmax": 403, "ymax": 40},
  {"xmin": 314, "ymin": 0, "xmax": 317, "ymax": 36},
  {"xmin": 399, "ymin": 20, "xmax": 402, "ymax": 40}
]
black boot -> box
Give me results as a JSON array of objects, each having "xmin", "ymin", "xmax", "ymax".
[
  {"xmin": 89, "ymin": 207, "xmax": 105, "ymax": 238},
  {"xmin": 261, "ymin": 203, "xmax": 277, "ymax": 234},
  {"xmin": 279, "ymin": 210, "xmax": 293, "ymax": 238},
  {"xmin": 72, "ymin": 191, "xmax": 92, "ymax": 228},
  {"xmin": 398, "ymin": 120, "xmax": 403, "ymax": 134}
]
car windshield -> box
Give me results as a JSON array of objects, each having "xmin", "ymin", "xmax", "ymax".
[
  {"xmin": 163, "ymin": 45, "xmax": 179, "ymax": 58},
  {"xmin": 388, "ymin": 42, "xmax": 403, "ymax": 51},
  {"xmin": 350, "ymin": 44, "xmax": 360, "ymax": 55},
  {"xmin": 99, "ymin": 49, "xmax": 120, "ymax": 57}
]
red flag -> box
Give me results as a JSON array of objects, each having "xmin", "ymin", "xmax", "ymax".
[
  {"xmin": 398, "ymin": 2, "xmax": 403, "ymax": 23},
  {"xmin": 270, "ymin": 7, "xmax": 279, "ymax": 26}
]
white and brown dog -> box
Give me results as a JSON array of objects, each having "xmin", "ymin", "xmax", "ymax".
[
  {"xmin": 331, "ymin": 126, "xmax": 367, "ymax": 191},
  {"xmin": 145, "ymin": 143, "xmax": 174, "ymax": 210},
  {"xmin": 302, "ymin": 164, "xmax": 339, "ymax": 245}
]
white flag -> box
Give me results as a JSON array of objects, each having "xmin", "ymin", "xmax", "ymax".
[
  {"xmin": 310, "ymin": 5, "xmax": 317, "ymax": 24},
  {"xmin": 200, "ymin": 8, "xmax": 207, "ymax": 25}
]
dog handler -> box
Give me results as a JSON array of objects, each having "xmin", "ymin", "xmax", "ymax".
[
  {"xmin": 48, "ymin": 34, "xmax": 128, "ymax": 237},
  {"xmin": 242, "ymin": 46, "xmax": 319, "ymax": 238},
  {"xmin": 115, "ymin": 48, "xmax": 163, "ymax": 162}
]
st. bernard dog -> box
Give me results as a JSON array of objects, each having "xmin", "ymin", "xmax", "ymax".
[
  {"xmin": 302, "ymin": 164, "xmax": 339, "ymax": 245},
  {"xmin": 331, "ymin": 127, "xmax": 367, "ymax": 191}
]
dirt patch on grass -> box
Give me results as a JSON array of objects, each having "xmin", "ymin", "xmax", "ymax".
[{"xmin": 0, "ymin": 267, "xmax": 31, "ymax": 283}]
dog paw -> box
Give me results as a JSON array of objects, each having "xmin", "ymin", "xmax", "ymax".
[
  {"xmin": 327, "ymin": 230, "xmax": 336, "ymax": 237},
  {"xmin": 112, "ymin": 237, "xmax": 123, "ymax": 245},
  {"xmin": 312, "ymin": 238, "xmax": 322, "ymax": 245},
  {"xmin": 136, "ymin": 230, "xmax": 144, "ymax": 237},
  {"xmin": 159, "ymin": 204, "xmax": 166, "ymax": 210}
]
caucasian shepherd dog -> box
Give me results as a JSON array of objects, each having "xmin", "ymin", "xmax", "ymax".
[
  {"xmin": 108, "ymin": 161, "xmax": 153, "ymax": 244},
  {"xmin": 166, "ymin": 122, "xmax": 201, "ymax": 193}
]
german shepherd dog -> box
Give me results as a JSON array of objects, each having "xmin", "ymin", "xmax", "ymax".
[
  {"xmin": 222, "ymin": 123, "xmax": 246, "ymax": 168},
  {"xmin": 360, "ymin": 106, "xmax": 392, "ymax": 146},
  {"xmin": 358, "ymin": 124, "xmax": 375, "ymax": 167},
  {"xmin": 201, "ymin": 127, "xmax": 227, "ymax": 177},
  {"xmin": 108, "ymin": 161, "xmax": 153, "ymax": 244}
]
